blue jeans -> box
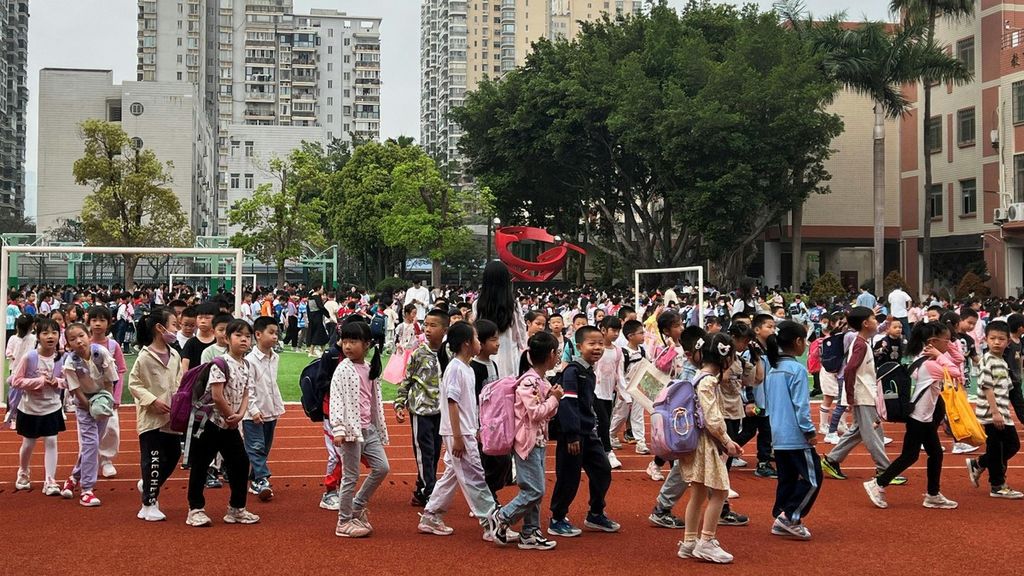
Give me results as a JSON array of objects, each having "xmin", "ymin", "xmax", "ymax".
[
  {"xmin": 499, "ymin": 444, "xmax": 546, "ymax": 533},
  {"xmin": 242, "ymin": 419, "xmax": 278, "ymax": 481}
]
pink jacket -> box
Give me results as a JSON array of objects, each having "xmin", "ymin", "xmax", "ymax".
[{"xmin": 513, "ymin": 368, "xmax": 560, "ymax": 460}]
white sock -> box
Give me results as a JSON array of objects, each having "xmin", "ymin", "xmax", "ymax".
[
  {"xmin": 18, "ymin": 437, "xmax": 37, "ymax": 472},
  {"xmin": 43, "ymin": 436, "xmax": 58, "ymax": 480}
]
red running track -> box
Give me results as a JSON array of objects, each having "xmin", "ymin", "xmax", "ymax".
[{"xmin": 1, "ymin": 406, "xmax": 1022, "ymax": 575}]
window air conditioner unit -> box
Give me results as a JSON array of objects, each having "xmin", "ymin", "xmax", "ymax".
[
  {"xmin": 991, "ymin": 129, "xmax": 1000, "ymax": 149},
  {"xmin": 1007, "ymin": 203, "xmax": 1024, "ymax": 222},
  {"xmin": 994, "ymin": 207, "xmax": 1008, "ymax": 223}
]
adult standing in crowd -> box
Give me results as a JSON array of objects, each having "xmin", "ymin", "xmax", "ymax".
[
  {"xmin": 306, "ymin": 285, "xmax": 329, "ymax": 357},
  {"xmin": 856, "ymin": 285, "xmax": 877, "ymax": 309},
  {"xmin": 404, "ymin": 279, "xmax": 432, "ymax": 322},
  {"xmin": 472, "ymin": 261, "xmax": 526, "ymax": 379},
  {"xmin": 887, "ymin": 284, "xmax": 912, "ymax": 334}
]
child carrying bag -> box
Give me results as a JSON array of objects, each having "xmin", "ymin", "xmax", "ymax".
[{"xmin": 940, "ymin": 368, "xmax": 986, "ymax": 446}]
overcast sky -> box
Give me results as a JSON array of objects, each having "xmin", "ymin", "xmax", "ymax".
[{"xmin": 24, "ymin": 0, "xmax": 892, "ymax": 217}]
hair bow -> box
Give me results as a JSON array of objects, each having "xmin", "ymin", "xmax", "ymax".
[
  {"xmin": 717, "ymin": 342, "xmax": 732, "ymax": 356},
  {"xmin": 695, "ymin": 337, "xmax": 705, "ymax": 350}
]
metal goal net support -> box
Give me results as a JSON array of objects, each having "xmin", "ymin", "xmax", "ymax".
[
  {"xmin": 1, "ymin": 245, "xmax": 244, "ymax": 409},
  {"xmin": 633, "ymin": 266, "xmax": 705, "ymax": 326}
]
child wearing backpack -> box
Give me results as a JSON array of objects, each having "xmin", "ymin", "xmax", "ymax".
[
  {"xmin": 735, "ymin": 314, "xmax": 776, "ymax": 479},
  {"xmin": 395, "ymin": 308, "xmax": 450, "ymax": 507},
  {"xmin": 417, "ymin": 321, "xmax": 500, "ymax": 539},
  {"xmin": 764, "ymin": 321, "xmax": 821, "ymax": 539},
  {"xmin": 128, "ymin": 307, "xmax": 183, "ymax": 521},
  {"xmin": 818, "ymin": 312, "xmax": 849, "ymax": 443},
  {"xmin": 60, "ymin": 322, "xmax": 118, "ymax": 507},
  {"xmin": 244, "ymin": 316, "xmax": 285, "ymax": 502},
  {"xmin": 12, "ymin": 318, "xmax": 64, "ymax": 495},
  {"xmin": 594, "ymin": 316, "xmax": 624, "ymax": 470},
  {"xmin": 330, "ymin": 317, "xmax": 389, "ymax": 538},
  {"xmin": 677, "ymin": 333, "xmax": 743, "ymax": 564},
  {"xmin": 548, "ymin": 325, "xmax": 619, "ymax": 537},
  {"xmin": 86, "ymin": 305, "xmax": 127, "ymax": 480},
  {"xmin": 4, "ymin": 314, "xmax": 35, "ymax": 430},
  {"xmin": 185, "ymin": 319, "xmax": 259, "ymax": 528},
  {"xmin": 473, "ymin": 318, "xmax": 514, "ymax": 504},
  {"xmin": 865, "ymin": 321, "xmax": 958, "ymax": 510},
  {"xmin": 610, "ymin": 319, "xmax": 649, "ymax": 455},
  {"xmin": 491, "ymin": 331, "xmax": 564, "ymax": 550}
]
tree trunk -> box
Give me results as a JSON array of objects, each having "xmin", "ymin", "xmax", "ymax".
[
  {"xmin": 431, "ymin": 258, "xmax": 442, "ymax": 288},
  {"xmin": 124, "ymin": 254, "xmax": 139, "ymax": 289},
  {"xmin": 276, "ymin": 258, "xmax": 286, "ymax": 288},
  {"xmin": 791, "ymin": 203, "xmax": 804, "ymax": 291},
  {"xmin": 872, "ymin": 102, "xmax": 885, "ymax": 298},
  {"xmin": 921, "ymin": 10, "xmax": 937, "ymax": 291}
]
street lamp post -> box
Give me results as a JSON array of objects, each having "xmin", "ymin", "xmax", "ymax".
[{"xmin": 487, "ymin": 217, "xmax": 501, "ymax": 262}]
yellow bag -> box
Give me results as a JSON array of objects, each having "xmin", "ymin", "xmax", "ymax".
[{"xmin": 940, "ymin": 369, "xmax": 986, "ymax": 446}]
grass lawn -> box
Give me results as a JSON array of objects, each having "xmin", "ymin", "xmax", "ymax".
[{"xmin": 120, "ymin": 349, "xmax": 399, "ymax": 405}]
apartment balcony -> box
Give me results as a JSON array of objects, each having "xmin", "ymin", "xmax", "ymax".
[
  {"xmin": 293, "ymin": 75, "xmax": 316, "ymax": 86},
  {"xmin": 244, "ymin": 108, "xmax": 275, "ymax": 120},
  {"xmin": 246, "ymin": 74, "xmax": 275, "ymax": 84},
  {"xmin": 354, "ymin": 112, "xmax": 380, "ymax": 119},
  {"xmin": 355, "ymin": 61, "xmax": 380, "ymax": 69},
  {"xmin": 355, "ymin": 78, "xmax": 381, "ymax": 86},
  {"xmin": 294, "ymin": 43, "xmax": 316, "ymax": 52},
  {"xmin": 244, "ymin": 91, "xmax": 275, "ymax": 102},
  {"xmin": 355, "ymin": 44, "xmax": 380, "ymax": 51},
  {"xmin": 246, "ymin": 56, "xmax": 275, "ymax": 65}
]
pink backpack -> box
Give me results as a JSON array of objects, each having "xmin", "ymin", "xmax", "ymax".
[{"xmin": 479, "ymin": 374, "xmax": 525, "ymax": 456}]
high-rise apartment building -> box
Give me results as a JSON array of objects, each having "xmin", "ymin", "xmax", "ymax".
[
  {"xmin": 137, "ymin": 0, "xmax": 381, "ymax": 233},
  {"xmin": 0, "ymin": 0, "xmax": 27, "ymax": 220},
  {"xmin": 421, "ymin": 0, "xmax": 642, "ymax": 176}
]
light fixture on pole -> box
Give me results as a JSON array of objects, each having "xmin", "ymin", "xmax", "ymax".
[{"xmin": 487, "ymin": 217, "xmax": 501, "ymax": 262}]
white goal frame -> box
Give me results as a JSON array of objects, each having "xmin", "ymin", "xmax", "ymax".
[
  {"xmin": 170, "ymin": 273, "xmax": 257, "ymax": 292},
  {"xmin": 1, "ymin": 246, "xmax": 243, "ymax": 408},
  {"xmin": 634, "ymin": 266, "xmax": 705, "ymax": 326}
]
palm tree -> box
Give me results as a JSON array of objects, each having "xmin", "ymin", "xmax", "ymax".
[
  {"xmin": 811, "ymin": 18, "xmax": 971, "ymax": 297},
  {"xmin": 890, "ymin": 0, "xmax": 974, "ymax": 290}
]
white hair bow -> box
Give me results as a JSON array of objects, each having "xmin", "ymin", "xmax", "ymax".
[
  {"xmin": 695, "ymin": 337, "xmax": 705, "ymax": 350},
  {"xmin": 717, "ymin": 342, "xmax": 732, "ymax": 356}
]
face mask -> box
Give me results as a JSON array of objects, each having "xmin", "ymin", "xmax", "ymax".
[{"xmin": 161, "ymin": 330, "xmax": 177, "ymax": 345}]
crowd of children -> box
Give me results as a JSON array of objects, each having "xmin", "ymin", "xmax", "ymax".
[{"xmin": 4, "ymin": 276, "xmax": 1024, "ymax": 564}]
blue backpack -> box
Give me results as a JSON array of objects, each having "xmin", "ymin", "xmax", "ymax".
[
  {"xmin": 650, "ymin": 374, "xmax": 708, "ymax": 460},
  {"xmin": 819, "ymin": 332, "xmax": 847, "ymax": 374}
]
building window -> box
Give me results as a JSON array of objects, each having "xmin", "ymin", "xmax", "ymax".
[
  {"xmin": 327, "ymin": 97, "xmax": 333, "ymax": 105},
  {"xmin": 327, "ymin": 114, "xmax": 333, "ymax": 123},
  {"xmin": 244, "ymin": 141, "xmax": 254, "ymax": 157},
  {"xmin": 960, "ymin": 179, "xmax": 977, "ymax": 215},
  {"xmin": 230, "ymin": 173, "xmax": 240, "ymax": 189},
  {"xmin": 1016, "ymin": 154, "xmax": 1024, "ymax": 202},
  {"xmin": 957, "ymin": 108, "xmax": 975, "ymax": 146},
  {"xmin": 245, "ymin": 173, "xmax": 254, "ymax": 189},
  {"xmin": 926, "ymin": 116, "xmax": 942, "ymax": 154},
  {"xmin": 1014, "ymin": 81, "xmax": 1024, "ymax": 125},
  {"xmin": 328, "ymin": 80, "xmax": 333, "ymax": 88},
  {"xmin": 107, "ymin": 100, "xmax": 122, "ymax": 122},
  {"xmin": 929, "ymin": 184, "xmax": 943, "ymax": 219},
  {"xmin": 130, "ymin": 102, "xmax": 145, "ymax": 116},
  {"xmin": 177, "ymin": 71, "xmax": 183, "ymax": 80},
  {"xmin": 328, "ymin": 45, "xmax": 333, "ymax": 54},
  {"xmin": 344, "ymin": 55, "xmax": 350, "ymax": 63},
  {"xmin": 230, "ymin": 140, "xmax": 239, "ymax": 156},
  {"xmin": 956, "ymin": 37, "xmax": 974, "ymax": 76},
  {"xmin": 327, "ymin": 63, "xmax": 333, "ymax": 72}
]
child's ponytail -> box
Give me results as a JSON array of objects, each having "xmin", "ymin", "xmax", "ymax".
[
  {"xmin": 135, "ymin": 306, "xmax": 173, "ymax": 347},
  {"xmin": 369, "ymin": 340, "xmax": 384, "ymax": 381}
]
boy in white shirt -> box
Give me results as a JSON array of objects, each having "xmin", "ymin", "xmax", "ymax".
[{"xmin": 244, "ymin": 317, "xmax": 286, "ymax": 501}]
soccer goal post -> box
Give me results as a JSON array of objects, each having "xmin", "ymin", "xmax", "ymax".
[
  {"xmin": 634, "ymin": 266, "xmax": 705, "ymax": 326},
  {"xmin": 1, "ymin": 245, "xmax": 244, "ymax": 409},
  {"xmin": 170, "ymin": 273, "xmax": 257, "ymax": 292}
]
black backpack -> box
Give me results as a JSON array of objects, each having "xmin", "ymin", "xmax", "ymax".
[
  {"xmin": 299, "ymin": 346, "xmax": 342, "ymax": 422},
  {"xmin": 819, "ymin": 332, "xmax": 847, "ymax": 374},
  {"xmin": 876, "ymin": 357, "xmax": 928, "ymax": 423},
  {"xmin": 369, "ymin": 312, "xmax": 386, "ymax": 339},
  {"xmin": 623, "ymin": 345, "xmax": 647, "ymax": 375}
]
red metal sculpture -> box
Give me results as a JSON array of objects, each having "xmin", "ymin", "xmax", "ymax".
[{"xmin": 494, "ymin": 226, "xmax": 586, "ymax": 282}]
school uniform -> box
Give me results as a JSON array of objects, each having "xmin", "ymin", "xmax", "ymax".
[{"xmin": 766, "ymin": 356, "xmax": 822, "ymax": 523}]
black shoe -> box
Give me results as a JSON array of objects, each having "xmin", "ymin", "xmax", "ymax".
[
  {"xmin": 754, "ymin": 462, "xmax": 778, "ymax": 479},
  {"xmin": 718, "ymin": 510, "xmax": 749, "ymax": 526},
  {"xmin": 821, "ymin": 456, "xmax": 847, "ymax": 480},
  {"xmin": 648, "ymin": 509, "xmax": 685, "ymax": 529}
]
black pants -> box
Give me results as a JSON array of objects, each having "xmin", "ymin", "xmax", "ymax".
[
  {"xmin": 594, "ymin": 398, "xmax": 613, "ymax": 453},
  {"xmin": 550, "ymin": 430, "xmax": 612, "ymax": 519},
  {"xmin": 481, "ymin": 450, "xmax": 514, "ymax": 503},
  {"xmin": 187, "ymin": 422, "xmax": 250, "ymax": 510},
  {"xmin": 1010, "ymin": 379, "xmax": 1024, "ymax": 423},
  {"xmin": 773, "ymin": 448, "xmax": 823, "ymax": 523},
  {"xmin": 877, "ymin": 416, "xmax": 943, "ymax": 495},
  {"xmin": 979, "ymin": 423, "xmax": 1021, "ymax": 489},
  {"xmin": 725, "ymin": 418, "xmax": 742, "ymax": 468},
  {"xmin": 139, "ymin": 430, "xmax": 181, "ymax": 506},
  {"xmin": 735, "ymin": 413, "xmax": 773, "ymax": 464},
  {"xmin": 284, "ymin": 316, "xmax": 299, "ymax": 347},
  {"xmin": 411, "ymin": 413, "xmax": 443, "ymax": 501}
]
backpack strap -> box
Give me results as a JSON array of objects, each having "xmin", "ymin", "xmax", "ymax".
[{"xmin": 907, "ymin": 356, "xmax": 931, "ymax": 405}]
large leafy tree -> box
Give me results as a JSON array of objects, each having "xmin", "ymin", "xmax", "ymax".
[
  {"xmin": 74, "ymin": 119, "xmax": 191, "ymax": 287},
  {"xmin": 810, "ymin": 17, "xmax": 971, "ymax": 296},
  {"xmin": 890, "ymin": 0, "xmax": 975, "ymax": 288},
  {"xmin": 453, "ymin": 0, "xmax": 843, "ymax": 285},
  {"xmin": 228, "ymin": 146, "xmax": 329, "ymax": 287}
]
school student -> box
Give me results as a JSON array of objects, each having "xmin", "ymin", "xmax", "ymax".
[
  {"xmin": 86, "ymin": 305, "xmax": 127, "ymax": 479},
  {"xmin": 764, "ymin": 321, "xmax": 822, "ymax": 539},
  {"xmin": 244, "ymin": 316, "xmax": 286, "ymax": 501},
  {"xmin": 11, "ymin": 318, "xmax": 64, "ymax": 496},
  {"xmin": 866, "ymin": 322, "xmax": 958, "ymax": 510},
  {"xmin": 127, "ymin": 307, "xmax": 183, "ymax": 521},
  {"xmin": 473, "ymin": 318, "xmax": 514, "ymax": 504}
]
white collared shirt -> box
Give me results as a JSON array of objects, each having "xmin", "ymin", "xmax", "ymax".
[{"xmin": 244, "ymin": 347, "xmax": 285, "ymax": 421}]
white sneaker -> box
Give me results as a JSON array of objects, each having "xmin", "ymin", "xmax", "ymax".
[
  {"xmin": 730, "ymin": 457, "xmax": 748, "ymax": 468},
  {"xmin": 863, "ymin": 480, "xmax": 888, "ymax": 509},
  {"xmin": 607, "ymin": 452, "xmax": 622, "ymax": 470},
  {"xmin": 646, "ymin": 461, "xmax": 664, "ymax": 481},
  {"xmin": 186, "ymin": 508, "xmax": 213, "ymax": 527},
  {"xmin": 951, "ymin": 442, "xmax": 978, "ymax": 454},
  {"xmin": 728, "ymin": 488, "xmax": 739, "ymax": 499},
  {"xmin": 817, "ymin": 422, "xmax": 829, "ymax": 435},
  {"xmin": 610, "ymin": 438, "xmax": 623, "ymax": 450},
  {"xmin": 677, "ymin": 539, "xmax": 697, "ymax": 559},
  {"xmin": 223, "ymin": 507, "xmax": 260, "ymax": 524},
  {"xmin": 635, "ymin": 442, "xmax": 651, "ymax": 455},
  {"xmin": 42, "ymin": 480, "xmax": 61, "ymax": 497},
  {"xmin": 837, "ymin": 421, "xmax": 850, "ymax": 434},
  {"xmin": 923, "ymin": 493, "xmax": 958, "ymax": 509},
  {"xmin": 14, "ymin": 469, "xmax": 30, "ymax": 491},
  {"xmin": 101, "ymin": 462, "xmax": 117, "ymax": 478},
  {"xmin": 138, "ymin": 504, "xmax": 150, "ymax": 520},
  {"xmin": 824, "ymin": 432, "xmax": 840, "ymax": 445},
  {"xmin": 693, "ymin": 538, "xmax": 734, "ymax": 564}
]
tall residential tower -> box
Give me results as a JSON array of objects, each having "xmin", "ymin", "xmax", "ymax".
[{"xmin": 0, "ymin": 0, "xmax": 27, "ymax": 220}]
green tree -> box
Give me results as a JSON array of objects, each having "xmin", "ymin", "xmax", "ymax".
[
  {"xmin": 453, "ymin": 1, "xmax": 842, "ymax": 285},
  {"xmin": 809, "ymin": 17, "xmax": 971, "ymax": 297},
  {"xmin": 811, "ymin": 271, "xmax": 846, "ymax": 301},
  {"xmin": 73, "ymin": 119, "xmax": 191, "ymax": 287},
  {"xmin": 228, "ymin": 153, "xmax": 327, "ymax": 287},
  {"xmin": 889, "ymin": 0, "xmax": 974, "ymax": 288}
]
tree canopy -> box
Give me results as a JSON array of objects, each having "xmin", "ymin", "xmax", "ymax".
[{"xmin": 452, "ymin": 0, "xmax": 843, "ymax": 283}]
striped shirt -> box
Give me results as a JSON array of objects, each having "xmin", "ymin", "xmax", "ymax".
[{"xmin": 976, "ymin": 352, "xmax": 1014, "ymax": 426}]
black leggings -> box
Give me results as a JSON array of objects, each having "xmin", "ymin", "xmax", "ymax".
[
  {"xmin": 594, "ymin": 398, "xmax": 613, "ymax": 453},
  {"xmin": 139, "ymin": 430, "xmax": 181, "ymax": 506},
  {"xmin": 187, "ymin": 422, "xmax": 250, "ymax": 510},
  {"xmin": 877, "ymin": 416, "xmax": 943, "ymax": 495}
]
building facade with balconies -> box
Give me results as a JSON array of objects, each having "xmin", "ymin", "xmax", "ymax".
[{"xmin": 0, "ymin": 0, "xmax": 27, "ymax": 220}]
